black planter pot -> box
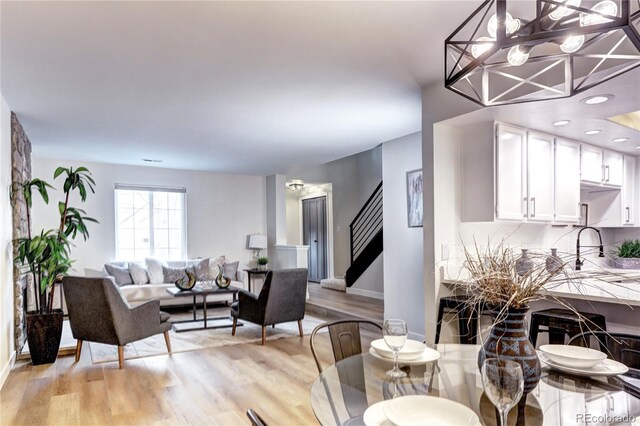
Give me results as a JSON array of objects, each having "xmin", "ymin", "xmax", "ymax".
[{"xmin": 26, "ymin": 309, "xmax": 63, "ymax": 365}]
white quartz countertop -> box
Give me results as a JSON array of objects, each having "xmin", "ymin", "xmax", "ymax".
[{"xmin": 441, "ymin": 268, "xmax": 640, "ymax": 307}]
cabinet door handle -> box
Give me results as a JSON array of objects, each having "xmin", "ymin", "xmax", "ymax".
[
  {"xmin": 523, "ymin": 197, "xmax": 528, "ymax": 218},
  {"xmin": 626, "ymin": 207, "xmax": 630, "ymax": 223},
  {"xmin": 531, "ymin": 197, "xmax": 536, "ymax": 218}
]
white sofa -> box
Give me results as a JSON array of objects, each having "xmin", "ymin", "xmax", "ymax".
[{"xmin": 96, "ymin": 260, "xmax": 247, "ymax": 307}]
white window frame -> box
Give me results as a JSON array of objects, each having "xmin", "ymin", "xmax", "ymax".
[{"xmin": 114, "ymin": 184, "xmax": 188, "ymax": 260}]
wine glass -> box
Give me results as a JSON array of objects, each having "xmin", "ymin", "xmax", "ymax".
[
  {"xmin": 383, "ymin": 319, "xmax": 408, "ymax": 378},
  {"xmin": 481, "ymin": 358, "xmax": 524, "ymax": 426}
]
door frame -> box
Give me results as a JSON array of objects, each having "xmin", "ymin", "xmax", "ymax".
[{"xmin": 298, "ymin": 190, "xmax": 334, "ymax": 280}]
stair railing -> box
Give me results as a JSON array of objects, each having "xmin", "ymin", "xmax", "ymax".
[{"xmin": 349, "ymin": 181, "xmax": 383, "ymax": 263}]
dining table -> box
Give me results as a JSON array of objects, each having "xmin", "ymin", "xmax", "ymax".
[{"xmin": 310, "ymin": 344, "xmax": 640, "ymax": 426}]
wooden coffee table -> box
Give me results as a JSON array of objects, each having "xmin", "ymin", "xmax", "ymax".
[{"xmin": 166, "ymin": 285, "xmax": 243, "ymax": 332}]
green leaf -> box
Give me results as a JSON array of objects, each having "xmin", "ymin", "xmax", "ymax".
[
  {"xmin": 53, "ymin": 167, "xmax": 66, "ymax": 179},
  {"xmin": 58, "ymin": 201, "xmax": 65, "ymax": 216}
]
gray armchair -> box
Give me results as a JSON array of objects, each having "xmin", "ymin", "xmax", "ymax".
[
  {"xmin": 62, "ymin": 276, "xmax": 172, "ymax": 368},
  {"xmin": 231, "ymin": 268, "xmax": 308, "ymax": 345}
]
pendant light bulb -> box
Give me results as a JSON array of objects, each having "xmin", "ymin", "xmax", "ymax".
[
  {"xmin": 507, "ymin": 45, "xmax": 530, "ymax": 66},
  {"xmin": 471, "ymin": 37, "xmax": 494, "ymax": 58},
  {"xmin": 549, "ymin": 0, "xmax": 582, "ymax": 21},
  {"xmin": 560, "ymin": 34, "xmax": 585, "ymax": 53},
  {"xmin": 487, "ymin": 12, "xmax": 521, "ymax": 38},
  {"xmin": 580, "ymin": 0, "xmax": 618, "ymax": 26}
]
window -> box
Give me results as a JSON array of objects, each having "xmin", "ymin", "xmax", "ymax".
[{"xmin": 115, "ymin": 185, "xmax": 186, "ymax": 260}]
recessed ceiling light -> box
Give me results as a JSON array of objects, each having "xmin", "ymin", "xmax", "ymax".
[
  {"xmin": 142, "ymin": 158, "xmax": 163, "ymax": 163},
  {"xmin": 584, "ymin": 129, "xmax": 601, "ymax": 135},
  {"xmin": 553, "ymin": 120, "xmax": 571, "ymax": 126},
  {"xmin": 582, "ymin": 95, "xmax": 612, "ymax": 105},
  {"xmin": 612, "ymin": 138, "xmax": 629, "ymax": 143}
]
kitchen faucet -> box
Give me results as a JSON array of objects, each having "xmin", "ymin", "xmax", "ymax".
[{"xmin": 575, "ymin": 226, "xmax": 605, "ymax": 271}]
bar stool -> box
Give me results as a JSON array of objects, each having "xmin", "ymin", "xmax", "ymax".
[
  {"xmin": 435, "ymin": 295, "xmax": 481, "ymax": 344},
  {"xmin": 529, "ymin": 308, "xmax": 607, "ymax": 347}
]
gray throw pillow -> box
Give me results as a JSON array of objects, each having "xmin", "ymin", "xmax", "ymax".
[
  {"xmin": 105, "ymin": 264, "xmax": 133, "ymax": 286},
  {"xmin": 163, "ymin": 266, "xmax": 195, "ymax": 284},
  {"xmin": 223, "ymin": 261, "xmax": 239, "ymax": 281},
  {"xmin": 189, "ymin": 258, "xmax": 210, "ymax": 281}
]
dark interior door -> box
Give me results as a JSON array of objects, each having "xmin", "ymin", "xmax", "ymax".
[{"xmin": 302, "ymin": 196, "xmax": 327, "ymax": 282}]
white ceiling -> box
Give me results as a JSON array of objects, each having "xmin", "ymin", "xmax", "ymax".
[
  {"xmin": 442, "ymin": 68, "xmax": 640, "ymax": 155},
  {"xmin": 1, "ymin": 0, "xmax": 480, "ymax": 175}
]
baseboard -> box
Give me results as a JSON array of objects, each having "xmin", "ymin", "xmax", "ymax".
[
  {"xmin": 346, "ymin": 287, "xmax": 384, "ymax": 300},
  {"xmin": 0, "ymin": 350, "xmax": 16, "ymax": 391}
]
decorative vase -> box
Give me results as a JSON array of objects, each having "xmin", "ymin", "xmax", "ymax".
[
  {"xmin": 257, "ymin": 264, "xmax": 267, "ymax": 271},
  {"xmin": 175, "ymin": 270, "xmax": 197, "ymax": 291},
  {"xmin": 545, "ymin": 248, "xmax": 563, "ymax": 274},
  {"xmin": 26, "ymin": 309, "xmax": 64, "ymax": 365},
  {"xmin": 215, "ymin": 265, "xmax": 231, "ymax": 288},
  {"xmin": 478, "ymin": 306, "xmax": 540, "ymax": 395},
  {"xmin": 516, "ymin": 249, "xmax": 534, "ymax": 276}
]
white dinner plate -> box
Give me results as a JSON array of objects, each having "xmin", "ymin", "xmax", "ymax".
[
  {"xmin": 369, "ymin": 347, "xmax": 440, "ymax": 365},
  {"xmin": 539, "ymin": 344, "xmax": 607, "ymax": 368},
  {"xmin": 382, "ymin": 395, "xmax": 482, "ymax": 426},
  {"xmin": 539, "ymin": 352, "xmax": 629, "ymax": 377},
  {"xmin": 371, "ymin": 339, "xmax": 426, "ymax": 360},
  {"xmin": 363, "ymin": 400, "xmax": 394, "ymax": 426}
]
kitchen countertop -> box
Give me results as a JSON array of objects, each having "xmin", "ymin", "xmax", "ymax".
[{"xmin": 441, "ymin": 268, "xmax": 640, "ymax": 307}]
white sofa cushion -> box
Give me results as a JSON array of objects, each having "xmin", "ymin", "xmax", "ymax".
[
  {"xmin": 146, "ymin": 257, "xmax": 168, "ymax": 284},
  {"xmin": 129, "ymin": 262, "xmax": 150, "ymax": 284}
]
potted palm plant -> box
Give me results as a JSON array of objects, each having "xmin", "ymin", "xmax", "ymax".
[
  {"xmin": 256, "ymin": 257, "xmax": 269, "ymax": 271},
  {"xmin": 12, "ymin": 167, "xmax": 97, "ymax": 365}
]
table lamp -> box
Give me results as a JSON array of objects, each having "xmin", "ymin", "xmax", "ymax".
[{"xmin": 248, "ymin": 234, "xmax": 267, "ymax": 264}]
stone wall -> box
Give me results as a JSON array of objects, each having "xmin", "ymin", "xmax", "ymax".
[{"xmin": 10, "ymin": 112, "xmax": 31, "ymax": 354}]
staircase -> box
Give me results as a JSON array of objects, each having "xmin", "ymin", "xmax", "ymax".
[{"xmin": 345, "ymin": 181, "xmax": 383, "ymax": 287}]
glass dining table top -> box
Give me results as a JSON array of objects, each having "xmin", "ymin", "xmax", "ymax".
[{"xmin": 310, "ymin": 344, "xmax": 640, "ymax": 426}]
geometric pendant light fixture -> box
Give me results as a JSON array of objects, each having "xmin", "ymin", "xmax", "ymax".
[{"xmin": 445, "ymin": 0, "xmax": 640, "ymax": 106}]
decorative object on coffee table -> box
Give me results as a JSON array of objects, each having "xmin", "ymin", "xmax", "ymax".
[
  {"xmin": 215, "ymin": 264, "xmax": 231, "ymax": 288},
  {"xmin": 175, "ymin": 270, "xmax": 197, "ymax": 291},
  {"xmin": 166, "ymin": 285, "xmax": 241, "ymax": 332},
  {"xmin": 609, "ymin": 239, "xmax": 640, "ymax": 269},
  {"xmin": 256, "ymin": 257, "xmax": 269, "ymax": 271}
]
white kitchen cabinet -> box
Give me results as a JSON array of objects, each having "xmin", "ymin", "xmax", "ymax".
[
  {"xmin": 603, "ymin": 149, "xmax": 623, "ymax": 187},
  {"xmin": 495, "ymin": 124, "xmax": 526, "ymax": 220},
  {"xmin": 622, "ymin": 155, "xmax": 636, "ymax": 225},
  {"xmin": 580, "ymin": 144, "xmax": 623, "ymax": 187},
  {"xmin": 554, "ymin": 139, "xmax": 581, "ymax": 223},
  {"xmin": 527, "ymin": 132, "xmax": 555, "ymax": 221},
  {"xmin": 581, "ymin": 144, "xmax": 604, "ymax": 184}
]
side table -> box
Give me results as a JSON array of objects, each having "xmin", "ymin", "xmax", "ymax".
[{"xmin": 243, "ymin": 269, "xmax": 270, "ymax": 293}]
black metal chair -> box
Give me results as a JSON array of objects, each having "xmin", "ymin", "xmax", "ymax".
[
  {"xmin": 529, "ymin": 308, "xmax": 607, "ymax": 347},
  {"xmin": 568, "ymin": 331, "xmax": 640, "ymax": 377},
  {"xmin": 435, "ymin": 295, "xmax": 486, "ymax": 344},
  {"xmin": 309, "ymin": 319, "xmax": 382, "ymax": 373},
  {"xmin": 246, "ymin": 409, "xmax": 267, "ymax": 426}
]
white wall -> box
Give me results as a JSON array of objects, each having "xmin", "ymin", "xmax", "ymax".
[
  {"xmin": 383, "ymin": 132, "xmax": 424, "ymax": 338},
  {"xmin": 0, "ymin": 94, "xmax": 15, "ymax": 389},
  {"xmin": 30, "ymin": 157, "xmax": 267, "ymax": 274}
]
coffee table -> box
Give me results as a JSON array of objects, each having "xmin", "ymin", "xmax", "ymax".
[{"xmin": 166, "ymin": 285, "xmax": 243, "ymax": 332}]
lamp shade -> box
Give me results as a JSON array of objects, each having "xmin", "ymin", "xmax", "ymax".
[{"xmin": 248, "ymin": 234, "xmax": 267, "ymax": 250}]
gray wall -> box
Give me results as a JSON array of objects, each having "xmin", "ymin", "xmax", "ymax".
[{"xmin": 288, "ymin": 145, "xmax": 382, "ymax": 277}]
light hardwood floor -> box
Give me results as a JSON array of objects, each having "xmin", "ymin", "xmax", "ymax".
[
  {"xmin": 306, "ymin": 283, "xmax": 383, "ymax": 322},
  {"xmin": 0, "ymin": 314, "xmax": 381, "ymax": 426}
]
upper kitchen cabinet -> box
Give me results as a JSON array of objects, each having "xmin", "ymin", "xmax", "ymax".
[
  {"xmin": 622, "ymin": 155, "xmax": 636, "ymax": 226},
  {"xmin": 527, "ymin": 131, "xmax": 555, "ymax": 222},
  {"xmin": 554, "ymin": 139, "xmax": 581, "ymax": 223},
  {"xmin": 580, "ymin": 144, "xmax": 623, "ymax": 187},
  {"xmin": 495, "ymin": 124, "xmax": 526, "ymax": 221}
]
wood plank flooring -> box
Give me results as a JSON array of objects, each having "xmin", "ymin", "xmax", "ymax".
[
  {"xmin": 306, "ymin": 283, "xmax": 383, "ymax": 322},
  {"xmin": 0, "ymin": 313, "xmax": 380, "ymax": 426}
]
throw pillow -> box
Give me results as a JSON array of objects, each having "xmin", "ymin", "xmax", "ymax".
[
  {"xmin": 189, "ymin": 258, "xmax": 210, "ymax": 281},
  {"xmin": 104, "ymin": 264, "xmax": 133, "ymax": 286},
  {"xmin": 207, "ymin": 255, "xmax": 226, "ymax": 280},
  {"xmin": 163, "ymin": 266, "xmax": 196, "ymax": 284},
  {"xmin": 223, "ymin": 261, "xmax": 239, "ymax": 281},
  {"xmin": 146, "ymin": 257, "xmax": 168, "ymax": 284},
  {"xmin": 129, "ymin": 263, "xmax": 150, "ymax": 285}
]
